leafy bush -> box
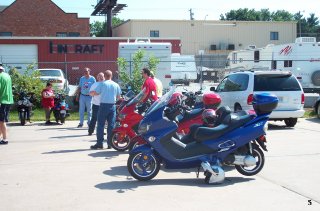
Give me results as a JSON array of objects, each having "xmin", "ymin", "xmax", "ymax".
[
  {"xmin": 117, "ymin": 49, "xmax": 160, "ymax": 94},
  {"xmin": 9, "ymin": 64, "xmax": 45, "ymax": 108}
]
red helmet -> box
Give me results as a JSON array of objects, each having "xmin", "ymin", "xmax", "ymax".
[
  {"xmin": 168, "ymin": 92, "xmax": 183, "ymax": 107},
  {"xmin": 202, "ymin": 109, "xmax": 217, "ymax": 126},
  {"xmin": 203, "ymin": 93, "xmax": 221, "ymax": 109}
]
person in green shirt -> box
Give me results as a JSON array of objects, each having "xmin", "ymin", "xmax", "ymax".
[{"xmin": 0, "ymin": 65, "xmax": 14, "ymax": 145}]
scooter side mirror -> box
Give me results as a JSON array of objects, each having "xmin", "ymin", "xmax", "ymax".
[{"xmin": 210, "ymin": 87, "xmax": 216, "ymax": 91}]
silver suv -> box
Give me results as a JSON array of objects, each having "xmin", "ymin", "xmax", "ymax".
[{"xmin": 212, "ymin": 71, "xmax": 305, "ymax": 127}]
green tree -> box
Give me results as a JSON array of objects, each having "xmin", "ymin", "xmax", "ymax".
[
  {"xmin": 9, "ymin": 64, "xmax": 45, "ymax": 108},
  {"xmin": 117, "ymin": 50, "xmax": 160, "ymax": 94},
  {"xmin": 90, "ymin": 17, "xmax": 125, "ymax": 37}
]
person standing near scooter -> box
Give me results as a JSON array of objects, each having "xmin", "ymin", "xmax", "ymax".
[
  {"xmin": 41, "ymin": 82, "xmax": 55, "ymax": 125},
  {"xmin": 76, "ymin": 67, "xmax": 96, "ymax": 128},
  {"xmin": 89, "ymin": 70, "xmax": 121, "ymax": 150},
  {"xmin": 88, "ymin": 72, "xmax": 105, "ymax": 136},
  {"xmin": 140, "ymin": 67, "xmax": 158, "ymax": 104}
]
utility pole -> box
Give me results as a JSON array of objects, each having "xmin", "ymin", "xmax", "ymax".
[{"xmin": 189, "ymin": 8, "xmax": 194, "ymax": 20}]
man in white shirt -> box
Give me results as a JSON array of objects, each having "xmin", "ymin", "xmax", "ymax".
[{"xmin": 88, "ymin": 72, "xmax": 105, "ymax": 135}]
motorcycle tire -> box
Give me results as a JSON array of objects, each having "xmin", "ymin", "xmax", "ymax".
[
  {"xmin": 110, "ymin": 132, "xmax": 131, "ymax": 151},
  {"xmin": 19, "ymin": 112, "xmax": 26, "ymax": 126},
  {"xmin": 235, "ymin": 145, "xmax": 265, "ymax": 176},
  {"xmin": 60, "ymin": 117, "xmax": 65, "ymax": 124},
  {"xmin": 127, "ymin": 151, "xmax": 160, "ymax": 181}
]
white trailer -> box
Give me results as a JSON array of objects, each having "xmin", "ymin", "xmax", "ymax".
[
  {"xmin": 226, "ymin": 37, "xmax": 320, "ymax": 93},
  {"xmin": 170, "ymin": 53, "xmax": 197, "ymax": 85},
  {"xmin": 118, "ymin": 39, "xmax": 172, "ymax": 88}
]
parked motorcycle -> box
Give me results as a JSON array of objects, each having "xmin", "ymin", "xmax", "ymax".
[
  {"xmin": 16, "ymin": 91, "xmax": 35, "ymax": 125},
  {"xmin": 111, "ymin": 88, "xmax": 150, "ymax": 151},
  {"xmin": 128, "ymin": 90, "xmax": 222, "ymax": 150},
  {"xmin": 52, "ymin": 93, "xmax": 70, "ymax": 124},
  {"xmin": 127, "ymin": 87, "xmax": 278, "ymax": 184}
]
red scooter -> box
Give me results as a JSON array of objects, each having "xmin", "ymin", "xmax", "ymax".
[{"xmin": 110, "ymin": 89, "xmax": 150, "ymax": 151}]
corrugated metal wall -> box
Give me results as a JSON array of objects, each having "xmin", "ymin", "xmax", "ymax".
[{"xmin": 114, "ymin": 20, "xmax": 297, "ymax": 55}]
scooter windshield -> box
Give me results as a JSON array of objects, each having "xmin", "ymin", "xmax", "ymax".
[
  {"xmin": 146, "ymin": 86, "xmax": 175, "ymax": 115},
  {"xmin": 123, "ymin": 90, "xmax": 135, "ymax": 101},
  {"xmin": 126, "ymin": 88, "xmax": 146, "ymax": 106}
]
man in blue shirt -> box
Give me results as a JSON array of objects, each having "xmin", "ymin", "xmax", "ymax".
[
  {"xmin": 90, "ymin": 70, "xmax": 121, "ymax": 149},
  {"xmin": 76, "ymin": 67, "xmax": 96, "ymax": 128}
]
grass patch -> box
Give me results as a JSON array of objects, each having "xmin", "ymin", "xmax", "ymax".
[
  {"xmin": 9, "ymin": 108, "xmax": 82, "ymax": 122},
  {"xmin": 303, "ymin": 108, "xmax": 316, "ymax": 118}
]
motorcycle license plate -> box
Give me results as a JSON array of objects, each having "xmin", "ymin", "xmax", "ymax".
[{"xmin": 60, "ymin": 110, "xmax": 66, "ymax": 114}]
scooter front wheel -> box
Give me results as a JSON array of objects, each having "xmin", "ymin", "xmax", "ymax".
[
  {"xmin": 111, "ymin": 132, "xmax": 131, "ymax": 151},
  {"xmin": 127, "ymin": 151, "xmax": 160, "ymax": 181},
  {"xmin": 235, "ymin": 146, "xmax": 265, "ymax": 176}
]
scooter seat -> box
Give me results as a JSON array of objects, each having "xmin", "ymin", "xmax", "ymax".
[
  {"xmin": 177, "ymin": 108, "xmax": 203, "ymax": 123},
  {"xmin": 194, "ymin": 113, "xmax": 253, "ymax": 142}
]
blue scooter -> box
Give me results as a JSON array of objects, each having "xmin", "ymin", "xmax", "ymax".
[{"xmin": 127, "ymin": 87, "xmax": 278, "ymax": 184}]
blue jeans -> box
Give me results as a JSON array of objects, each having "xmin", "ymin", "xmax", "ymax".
[
  {"xmin": 79, "ymin": 94, "xmax": 92, "ymax": 125},
  {"xmin": 88, "ymin": 104, "xmax": 99, "ymax": 134},
  {"xmin": 96, "ymin": 103, "xmax": 116, "ymax": 146}
]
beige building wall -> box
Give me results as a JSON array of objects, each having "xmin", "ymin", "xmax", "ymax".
[{"xmin": 113, "ymin": 20, "xmax": 297, "ymax": 55}]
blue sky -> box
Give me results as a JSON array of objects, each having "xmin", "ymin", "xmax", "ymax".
[{"xmin": 1, "ymin": 0, "xmax": 319, "ymax": 22}]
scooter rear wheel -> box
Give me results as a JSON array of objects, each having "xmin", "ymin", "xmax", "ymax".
[
  {"xmin": 235, "ymin": 146, "xmax": 265, "ymax": 176},
  {"xmin": 111, "ymin": 132, "xmax": 131, "ymax": 151},
  {"xmin": 127, "ymin": 151, "xmax": 160, "ymax": 181}
]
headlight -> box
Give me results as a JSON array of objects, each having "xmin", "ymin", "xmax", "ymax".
[{"xmin": 138, "ymin": 123, "xmax": 151, "ymax": 134}]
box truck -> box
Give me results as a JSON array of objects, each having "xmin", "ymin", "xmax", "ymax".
[{"xmin": 171, "ymin": 53, "xmax": 197, "ymax": 85}]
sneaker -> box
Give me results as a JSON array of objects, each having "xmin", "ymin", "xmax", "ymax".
[
  {"xmin": 0, "ymin": 140, "xmax": 8, "ymax": 145},
  {"xmin": 88, "ymin": 132, "xmax": 93, "ymax": 136},
  {"xmin": 107, "ymin": 145, "xmax": 112, "ymax": 149},
  {"xmin": 77, "ymin": 124, "xmax": 83, "ymax": 128},
  {"xmin": 90, "ymin": 144, "xmax": 103, "ymax": 150}
]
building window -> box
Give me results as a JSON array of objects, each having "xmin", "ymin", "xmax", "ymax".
[
  {"xmin": 150, "ymin": 30, "xmax": 159, "ymax": 37},
  {"xmin": 254, "ymin": 50, "xmax": 260, "ymax": 63},
  {"xmin": 0, "ymin": 32, "xmax": 12, "ymax": 36},
  {"xmin": 68, "ymin": 32, "xmax": 80, "ymax": 37},
  {"xmin": 56, "ymin": 32, "xmax": 67, "ymax": 37},
  {"xmin": 270, "ymin": 32, "xmax": 279, "ymax": 40},
  {"xmin": 284, "ymin": 60, "xmax": 293, "ymax": 67}
]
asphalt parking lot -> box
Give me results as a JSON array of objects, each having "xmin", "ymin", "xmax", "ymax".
[{"xmin": 0, "ymin": 118, "xmax": 320, "ymax": 211}]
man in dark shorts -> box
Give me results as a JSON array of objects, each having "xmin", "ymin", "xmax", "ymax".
[{"xmin": 0, "ymin": 65, "xmax": 14, "ymax": 145}]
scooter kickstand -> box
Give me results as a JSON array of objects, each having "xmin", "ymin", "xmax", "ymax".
[{"xmin": 196, "ymin": 166, "xmax": 201, "ymax": 178}]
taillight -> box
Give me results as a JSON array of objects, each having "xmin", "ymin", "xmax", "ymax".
[
  {"xmin": 61, "ymin": 106, "xmax": 66, "ymax": 110},
  {"xmin": 165, "ymin": 75, "xmax": 171, "ymax": 78},
  {"xmin": 247, "ymin": 94, "xmax": 253, "ymax": 105},
  {"xmin": 301, "ymin": 93, "xmax": 305, "ymax": 104}
]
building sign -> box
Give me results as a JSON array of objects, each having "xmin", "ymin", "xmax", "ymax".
[{"xmin": 49, "ymin": 41, "xmax": 104, "ymax": 54}]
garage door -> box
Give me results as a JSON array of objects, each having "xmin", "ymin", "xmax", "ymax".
[{"xmin": 0, "ymin": 44, "xmax": 38, "ymax": 73}]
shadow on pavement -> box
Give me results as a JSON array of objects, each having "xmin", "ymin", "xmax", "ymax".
[
  {"xmin": 42, "ymin": 149, "xmax": 92, "ymax": 154},
  {"xmin": 305, "ymin": 117, "xmax": 320, "ymax": 123},
  {"xmin": 49, "ymin": 134, "xmax": 89, "ymax": 139},
  {"xmin": 88, "ymin": 150, "xmax": 124, "ymax": 159},
  {"xmin": 95, "ymin": 177, "xmax": 254, "ymax": 192},
  {"xmin": 267, "ymin": 123, "xmax": 294, "ymax": 131},
  {"xmin": 37, "ymin": 127, "xmax": 86, "ymax": 131}
]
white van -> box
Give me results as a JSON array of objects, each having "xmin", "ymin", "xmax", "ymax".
[{"xmin": 171, "ymin": 54, "xmax": 197, "ymax": 85}]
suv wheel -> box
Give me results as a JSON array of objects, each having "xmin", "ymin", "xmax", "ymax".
[{"xmin": 284, "ymin": 118, "xmax": 298, "ymax": 127}]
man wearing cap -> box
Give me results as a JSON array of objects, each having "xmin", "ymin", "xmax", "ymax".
[{"xmin": 0, "ymin": 65, "xmax": 14, "ymax": 145}]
